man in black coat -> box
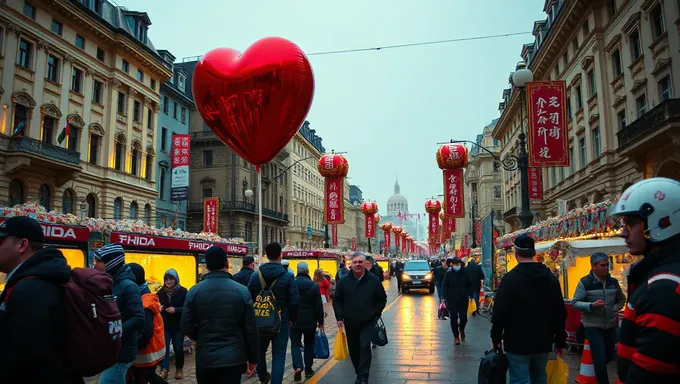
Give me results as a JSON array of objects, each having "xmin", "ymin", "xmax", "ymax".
[
  {"xmin": 365, "ymin": 256, "xmax": 384, "ymax": 282},
  {"xmin": 290, "ymin": 262, "xmax": 324, "ymax": 381},
  {"xmin": 233, "ymin": 256, "xmax": 255, "ymax": 286},
  {"xmin": 334, "ymin": 253, "xmax": 387, "ymax": 384},
  {"xmin": 491, "ymin": 234, "xmax": 566, "ymax": 384},
  {"xmin": 464, "ymin": 259, "xmax": 485, "ymax": 316},
  {"xmin": 182, "ymin": 246, "xmax": 258, "ymax": 383},
  {"xmin": 0, "ymin": 216, "xmax": 84, "ymax": 383},
  {"xmin": 441, "ymin": 256, "xmax": 471, "ymax": 345},
  {"xmin": 393, "ymin": 261, "xmax": 404, "ymax": 291}
]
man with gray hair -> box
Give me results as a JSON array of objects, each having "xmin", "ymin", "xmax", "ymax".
[
  {"xmin": 572, "ymin": 252, "xmax": 625, "ymax": 384},
  {"xmin": 290, "ymin": 261, "xmax": 324, "ymax": 380}
]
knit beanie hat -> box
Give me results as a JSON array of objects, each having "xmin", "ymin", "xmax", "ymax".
[
  {"xmin": 93, "ymin": 243, "xmax": 126, "ymax": 275},
  {"xmin": 128, "ymin": 262, "xmax": 145, "ymax": 285}
]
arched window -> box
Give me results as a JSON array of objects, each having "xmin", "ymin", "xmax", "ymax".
[
  {"xmin": 9, "ymin": 180, "xmax": 24, "ymax": 206},
  {"xmin": 144, "ymin": 203, "xmax": 151, "ymax": 225},
  {"xmin": 114, "ymin": 135, "xmax": 125, "ymax": 171},
  {"xmin": 39, "ymin": 184, "xmax": 52, "ymax": 211},
  {"xmin": 279, "ymin": 196, "xmax": 284, "ymax": 212},
  {"xmin": 131, "ymin": 142, "xmax": 141, "ymax": 176},
  {"xmin": 130, "ymin": 201, "xmax": 138, "ymax": 219},
  {"xmin": 86, "ymin": 193, "xmax": 97, "ymax": 218},
  {"xmin": 159, "ymin": 168, "xmax": 167, "ymax": 200},
  {"xmin": 145, "ymin": 153, "xmax": 153, "ymax": 180},
  {"xmin": 113, "ymin": 197, "xmax": 123, "ymax": 219},
  {"xmin": 62, "ymin": 189, "xmax": 76, "ymax": 214}
]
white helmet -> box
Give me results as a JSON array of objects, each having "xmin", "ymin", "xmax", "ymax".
[{"xmin": 610, "ymin": 177, "xmax": 680, "ymax": 243}]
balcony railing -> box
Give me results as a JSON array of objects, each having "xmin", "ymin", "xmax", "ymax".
[
  {"xmin": 617, "ymin": 98, "xmax": 680, "ymax": 149},
  {"xmin": 8, "ymin": 136, "xmax": 81, "ymax": 166},
  {"xmin": 191, "ymin": 131, "xmax": 216, "ymax": 139},
  {"xmin": 188, "ymin": 200, "xmax": 288, "ymax": 222}
]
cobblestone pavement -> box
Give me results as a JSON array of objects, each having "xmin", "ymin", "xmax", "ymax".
[{"xmin": 86, "ymin": 277, "xmax": 617, "ymax": 383}]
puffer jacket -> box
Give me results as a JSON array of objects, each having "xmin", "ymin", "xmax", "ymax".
[
  {"xmin": 571, "ymin": 271, "xmax": 625, "ymax": 329},
  {"xmin": 112, "ymin": 265, "xmax": 145, "ymax": 363},
  {"xmin": 181, "ymin": 271, "xmax": 258, "ymax": 369},
  {"xmin": 292, "ymin": 274, "xmax": 324, "ymax": 329},
  {"xmin": 247, "ymin": 262, "xmax": 300, "ymax": 323}
]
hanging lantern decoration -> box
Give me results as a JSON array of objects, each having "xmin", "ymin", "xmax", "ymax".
[
  {"xmin": 374, "ymin": 214, "xmax": 381, "ymax": 226},
  {"xmin": 437, "ymin": 143, "xmax": 468, "ymax": 219},
  {"xmin": 318, "ymin": 152, "xmax": 349, "ymax": 225},
  {"xmin": 381, "ymin": 222, "xmax": 393, "ymax": 250},
  {"xmin": 392, "ymin": 225, "xmax": 403, "ymax": 250},
  {"xmin": 425, "ymin": 199, "xmax": 442, "ymax": 241},
  {"xmin": 361, "ymin": 201, "xmax": 378, "ymax": 239}
]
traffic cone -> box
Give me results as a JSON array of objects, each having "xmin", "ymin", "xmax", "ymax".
[{"xmin": 576, "ymin": 339, "xmax": 597, "ymax": 384}]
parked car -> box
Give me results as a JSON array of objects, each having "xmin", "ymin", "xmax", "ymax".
[{"xmin": 400, "ymin": 260, "xmax": 434, "ymax": 294}]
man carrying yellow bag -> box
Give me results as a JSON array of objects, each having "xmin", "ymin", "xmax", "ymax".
[
  {"xmin": 467, "ymin": 297, "xmax": 477, "ymax": 316},
  {"xmin": 333, "ymin": 329, "xmax": 349, "ymax": 360}
]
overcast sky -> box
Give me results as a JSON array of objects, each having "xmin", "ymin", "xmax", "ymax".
[{"xmin": 114, "ymin": 0, "xmax": 547, "ymax": 214}]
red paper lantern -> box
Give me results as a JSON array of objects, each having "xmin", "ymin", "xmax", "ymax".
[
  {"xmin": 361, "ymin": 202, "xmax": 378, "ymax": 238},
  {"xmin": 436, "ymin": 143, "xmax": 469, "ymax": 170},
  {"xmin": 374, "ymin": 214, "xmax": 381, "ymax": 224},
  {"xmin": 392, "ymin": 225, "xmax": 403, "ymax": 250},
  {"xmin": 361, "ymin": 202, "xmax": 378, "ymax": 215},
  {"xmin": 317, "ymin": 153, "xmax": 349, "ymax": 178},
  {"xmin": 381, "ymin": 222, "xmax": 393, "ymax": 232},
  {"xmin": 425, "ymin": 199, "xmax": 441, "ymax": 241},
  {"xmin": 319, "ymin": 153, "xmax": 350, "ymax": 225},
  {"xmin": 425, "ymin": 199, "xmax": 442, "ymax": 213}
]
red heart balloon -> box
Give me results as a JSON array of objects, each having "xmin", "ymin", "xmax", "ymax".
[{"xmin": 192, "ymin": 37, "xmax": 315, "ymax": 167}]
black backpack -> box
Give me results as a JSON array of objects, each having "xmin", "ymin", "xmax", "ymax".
[
  {"xmin": 478, "ymin": 349, "xmax": 508, "ymax": 384},
  {"xmin": 253, "ymin": 272, "xmax": 281, "ymax": 336}
]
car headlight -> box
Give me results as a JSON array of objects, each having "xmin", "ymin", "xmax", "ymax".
[
  {"xmin": 424, "ymin": 273, "xmax": 432, "ymax": 280},
  {"xmin": 402, "ymin": 274, "xmax": 411, "ymax": 280}
]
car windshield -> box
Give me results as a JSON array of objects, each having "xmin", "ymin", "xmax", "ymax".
[{"xmin": 404, "ymin": 261, "xmax": 429, "ymax": 271}]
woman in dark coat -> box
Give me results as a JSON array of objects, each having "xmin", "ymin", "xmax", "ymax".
[
  {"xmin": 157, "ymin": 268, "xmax": 188, "ymax": 380},
  {"xmin": 441, "ymin": 257, "xmax": 471, "ymax": 345}
]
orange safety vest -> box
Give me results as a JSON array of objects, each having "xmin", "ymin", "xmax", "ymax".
[{"xmin": 133, "ymin": 293, "xmax": 166, "ymax": 367}]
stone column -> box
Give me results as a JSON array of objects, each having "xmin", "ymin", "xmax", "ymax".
[
  {"xmin": 30, "ymin": 40, "xmax": 49, "ymax": 140},
  {"xmin": 79, "ymin": 67, "xmax": 94, "ymax": 152},
  {"xmin": 125, "ymin": 89, "xmax": 138, "ymax": 171},
  {"xmin": 106, "ymin": 78, "xmax": 121, "ymax": 167},
  {"xmin": 1, "ymin": 23, "xmax": 20, "ymax": 135}
]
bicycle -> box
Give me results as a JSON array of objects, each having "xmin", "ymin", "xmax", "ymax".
[{"xmin": 478, "ymin": 287, "xmax": 496, "ymax": 317}]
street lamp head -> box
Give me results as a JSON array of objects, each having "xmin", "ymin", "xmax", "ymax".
[
  {"xmin": 511, "ymin": 61, "xmax": 533, "ymax": 88},
  {"xmin": 245, "ymin": 189, "xmax": 254, "ymax": 198}
]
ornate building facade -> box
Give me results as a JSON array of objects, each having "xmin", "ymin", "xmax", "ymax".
[
  {"xmin": 493, "ymin": 0, "xmax": 679, "ymax": 232},
  {"xmin": 0, "ymin": 0, "xmax": 171, "ymax": 220}
]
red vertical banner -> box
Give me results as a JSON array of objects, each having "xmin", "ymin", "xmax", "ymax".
[
  {"xmin": 365, "ymin": 214, "xmax": 375, "ymax": 238},
  {"xmin": 443, "ymin": 169, "xmax": 465, "ymax": 218},
  {"xmin": 448, "ymin": 218, "xmax": 456, "ymax": 233},
  {"xmin": 528, "ymin": 167, "xmax": 543, "ymax": 200},
  {"xmin": 475, "ymin": 220, "xmax": 482, "ymax": 247},
  {"xmin": 527, "ymin": 81, "xmax": 569, "ymax": 167},
  {"xmin": 351, "ymin": 237, "xmax": 356, "ymax": 251},
  {"xmin": 383, "ymin": 230, "xmax": 390, "ymax": 248},
  {"xmin": 324, "ymin": 178, "xmax": 345, "ymax": 224},
  {"xmin": 394, "ymin": 232, "xmax": 401, "ymax": 250},
  {"xmin": 463, "ymin": 234, "xmax": 469, "ymax": 249},
  {"xmin": 203, "ymin": 197, "xmax": 219, "ymax": 234},
  {"xmin": 428, "ymin": 213, "xmax": 439, "ymax": 240},
  {"xmin": 410, "ymin": 242, "xmax": 415, "ymax": 254},
  {"xmin": 331, "ymin": 224, "xmax": 338, "ymax": 247}
]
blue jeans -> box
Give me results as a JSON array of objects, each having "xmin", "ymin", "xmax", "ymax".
[
  {"xmin": 506, "ymin": 352, "xmax": 549, "ymax": 384},
  {"xmin": 471, "ymin": 289, "xmax": 480, "ymax": 312},
  {"xmin": 258, "ymin": 311, "xmax": 290, "ymax": 384},
  {"xmin": 435, "ymin": 282, "xmax": 443, "ymax": 301},
  {"xmin": 290, "ymin": 327, "xmax": 316, "ymax": 371},
  {"xmin": 160, "ymin": 329, "xmax": 185, "ymax": 370},
  {"xmin": 98, "ymin": 362, "xmax": 132, "ymax": 384},
  {"xmin": 584, "ymin": 327, "xmax": 616, "ymax": 384}
]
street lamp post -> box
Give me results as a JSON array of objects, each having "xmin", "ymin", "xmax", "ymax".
[
  {"xmin": 511, "ymin": 61, "xmax": 535, "ymax": 229},
  {"xmin": 470, "ymin": 202, "xmax": 478, "ymax": 248}
]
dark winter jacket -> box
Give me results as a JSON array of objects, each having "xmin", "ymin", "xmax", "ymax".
[
  {"xmin": 333, "ymin": 271, "xmax": 387, "ymax": 326},
  {"xmin": 442, "ymin": 267, "xmax": 471, "ymax": 305},
  {"xmin": 433, "ymin": 265, "xmax": 447, "ymax": 284},
  {"xmin": 233, "ymin": 267, "xmax": 255, "ymax": 287},
  {"xmin": 336, "ymin": 266, "xmax": 349, "ymax": 282},
  {"xmin": 464, "ymin": 260, "xmax": 485, "ymax": 291},
  {"xmin": 572, "ymin": 271, "xmax": 625, "ymax": 329},
  {"xmin": 112, "ymin": 264, "xmax": 145, "ymax": 363},
  {"xmin": 369, "ymin": 265, "xmax": 385, "ymax": 282},
  {"xmin": 247, "ymin": 262, "xmax": 300, "ymax": 323},
  {"xmin": 157, "ymin": 268, "xmax": 188, "ymax": 333},
  {"xmin": 292, "ymin": 273, "xmax": 324, "ymax": 329},
  {"xmin": 181, "ymin": 271, "xmax": 258, "ymax": 369},
  {"xmin": 491, "ymin": 262, "xmax": 566, "ymax": 355},
  {"xmin": 617, "ymin": 245, "xmax": 680, "ymax": 384},
  {"xmin": 0, "ymin": 247, "xmax": 84, "ymax": 383}
]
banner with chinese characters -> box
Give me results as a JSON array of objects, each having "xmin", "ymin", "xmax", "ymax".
[
  {"xmin": 527, "ymin": 81, "xmax": 569, "ymax": 167},
  {"xmin": 365, "ymin": 214, "xmax": 375, "ymax": 238},
  {"xmin": 475, "ymin": 220, "xmax": 482, "ymax": 247},
  {"xmin": 351, "ymin": 237, "xmax": 356, "ymax": 251},
  {"xmin": 443, "ymin": 169, "xmax": 465, "ymax": 218},
  {"xmin": 331, "ymin": 224, "xmax": 338, "ymax": 247},
  {"xmin": 171, "ymin": 134, "xmax": 191, "ymax": 201},
  {"xmin": 323, "ymin": 178, "xmax": 345, "ymax": 224},
  {"xmin": 528, "ymin": 167, "xmax": 543, "ymax": 199},
  {"xmin": 383, "ymin": 229, "xmax": 390, "ymax": 249},
  {"xmin": 203, "ymin": 197, "xmax": 219, "ymax": 234},
  {"xmin": 394, "ymin": 232, "xmax": 401, "ymax": 250},
  {"xmin": 428, "ymin": 213, "xmax": 439, "ymax": 240}
]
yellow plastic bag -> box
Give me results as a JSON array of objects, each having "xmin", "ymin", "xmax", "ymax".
[
  {"xmin": 546, "ymin": 356, "xmax": 568, "ymax": 384},
  {"xmin": 467, "ymin": 298, "xmax": 477, "ymax": 315},
  {"xmin": 333, "ymin": 329, "xmax": 349, "ymax": 360}
]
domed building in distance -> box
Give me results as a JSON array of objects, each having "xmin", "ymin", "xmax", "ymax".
[{"xmin": 379, "ymin": 178, "xmax": 423, "ymax": 250}]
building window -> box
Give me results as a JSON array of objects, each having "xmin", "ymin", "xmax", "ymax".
[
  {"xmin": 159, "ymin": 169, "xmax": 166, "ymax": 200},
  {"xmin": 122, "ymin": 60, "xmax": 129, "ymax": 73},
  {"xmin": 42, "ymin": 116, "xmax": 56, "ymax": 144},
  {"xmin": 202, "ymin": 186, "xmax": 212, "ymax": 198},
  {"xmin": 147, "ymin": 108, "xmax": 153, "ymax": 129},
  {"xmin": 113, "ymin": 198, "xmax": 123, "ymax": 220},
  {"xmin": 569, "ymin": 146, "xmax": 575, "ymax": 174},
  {"xmin": 47, "ymin": 55, "xmax": 60, "ymax": 83},
  {"xmin": 582, "ymin": 20, "xmax": 590, "ymax": 36},
  {"xmin": 137, "ymin": 70, "xmax": 144, "ymax": 83},
  {"xmin": 89, "ymin": 134, "xmax": 100, "ymax": 164},
  {"xmin": 17, "ymin": 39, "xmax": 32, "ymax": 69},
  {"xmin": 566, "ymin": 96, "xmax": 572, "ymax": 120},
  {"xmin": 23, "ymin": 3, "xmax": 36, "ymax": 19},
  {"xmin": 86, "ymin": 193, "xmax": 97, "ymax": 217},
  {"xmin": 162, "ymin": 96, "xmax": 169, "ymax": 114},
  {"xmin": 9, "ymin": 180, "xmax": 24, "ymax": 206},
  {"xmin": 144, "ymin": 204, "xmax": 151, "ymax": 224},
  {"xmin": 67, "ymin": 126, "xmax": 79, "ymax": 152},
  {"xmin": 133, "ymin": 100, "xmax": 141, "ymax": 122},
  {"xmin": 117, "ymin": 92, "xmax": 126, "ymax": 114},
  {"xmin": 181, "ymin": 107, "xmax": 186, "ymax": 124},
  {"xmin": 576, "ymin": 85, "xmax": 583, "ymax": 109},
  {"xmin": 75, "ymin": 35, "xmax": 85, "ymax": 50},
  {"xmin": 96, "ymin": 47, "xmax": 105, "ymax": 62},
  {"xmin": 617, "ymin": 110, "xmax": 627, "ymax": 131},
  {"xmin": 629, "ymin": 29, "xmax": 642, "ymax": 60},
  {"xmin": 150, "ymin": 79, "xmax": 156, "ymax": 90},
  {"xmin": 579, "ymin": 136, "xmax": 587, "ymax": 168},
  {"xmin": 131, "ymin": 145, "xmax": 140, "ymax": 176},
  {"xmin": 51, "ymin": 20, "xmax": 62, "ymax": 36},
  {"xmin": 563, "ymin": 51, "xmax": 569, "ymax": 67},
  {"xmin": 607, "ymin": 0, "xmax": 617, "ymax": 19},
  {"xmin": 587, "ymin": 71, "xmax": 597, "ymax": 97},
  {"xmin": 71, "ymin": 67, "xmax": 83, "ymax": 93},
  {"xmin": 161, "ymin": 127, "xmax": 168, "ymax": 151},
  {"xmin": 39, "ymin": 184, "xmax": 51, "ymax": 210},
  {"xmin": 658, "ymin": 75, "xmax": 673, "ymax": 102},
  {"xmin": 62, "ymin": 189, "xmax": 75, "ymax": 214},
  {"xmin": 572, "ymin": 37, "xmax": 579, "ymax": 52},
  {"xmin": 178, "ymin": 73, "xmax": 186, "ymax": 91},
  {"xmin": 635, "ymin": 94, "xmax": 647, "ymax": 117},
  {"xmin": 130, "ymin": 201, "xmax": 138, "ymax": 219},
  {"xmin": 493, "ymin": 186, "xmax": 501, "ymax": 199},
  {"xmin": 203, "ymin": 150, "xmax": 213, "ymax": 167},
  {"xmin": 611, "ymin": 49, "xmax": 622, "ymax": 77},
  {"xmin": 92, "ymin": 80, "xmax": 103, "ymax": 104},
  {"xmin": 650, "ymin": 4, "xmax": 666, "ymax": 40},
  {"xmin": 114, "ymin": 135, "xmax": 125, "ymax": 171},
  {"xmin": 591, "ymin": 127, "xmax": 601, "ymax": 158},
  {"xmin": 145, "ymin": 153, "xmax": 152, "ymax": 180},
  {"xmin": 172, "ymin": 102, "xmax": 178, "ymax": 119}
]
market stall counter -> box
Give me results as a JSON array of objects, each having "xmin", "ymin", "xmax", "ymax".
[
  {"xmin": 375, "ymin": 256, "xmax": 390, "ymax": 279},
  {"xmin": 281, "ymin": 250, "xmax": 340, "ymax": 276}
]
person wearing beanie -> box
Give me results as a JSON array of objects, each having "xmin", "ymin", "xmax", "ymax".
[
  {"xmin": 157, "ymin": 268, "xmax": 188, "ymax": 380},
  {"xmin": 181, "ymin": 246, "xmax": 258, "ymax": 382},
  {"xmin": 571, "ymin": 252, "xmax": 625, "ymax": 384},
  {"xmin": 127, "ymin": 263, "xmax": 167, "ymax": 384},
  {"xmin": 93, "ymin": 244, "xmax": 145, "ymax": 383}
]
